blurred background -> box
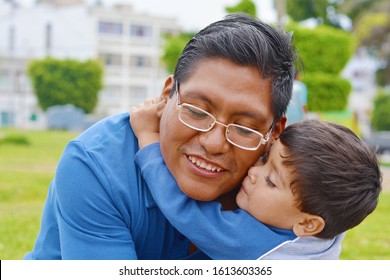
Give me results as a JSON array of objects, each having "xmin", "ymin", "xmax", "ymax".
[{"xmin": 0, "ymin": 0, "xmax": 389, "ymax": 259}]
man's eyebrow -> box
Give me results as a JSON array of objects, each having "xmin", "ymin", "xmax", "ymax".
[
  {"xmin": 182, "ymin": 90, "xmax": 214, "ymax": 105},
  {"xmin": 183, "ymin": 90, "xmax": 268, "ymax": 120},
  {"xmin": 233, "ymin": 109, "xmax": 268, "ymax": 121}
]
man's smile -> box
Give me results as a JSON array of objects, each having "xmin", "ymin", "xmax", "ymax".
[{"xmin": 188, "ymin": 155, "xmax": 223, "ymax": 172}]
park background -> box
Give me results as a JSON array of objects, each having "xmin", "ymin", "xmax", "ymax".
[{"xmin": 0, "ymin": 0, "xmax": 390, "ymax": 259}]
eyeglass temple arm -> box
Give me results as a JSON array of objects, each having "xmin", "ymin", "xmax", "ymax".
[
  {"xmin": 175, "ymin": 79, "xmax": 181, "ymax": 105},
  {"xmin": 261, "ymin": 119, "xmax": 277, "ymax": 144}
]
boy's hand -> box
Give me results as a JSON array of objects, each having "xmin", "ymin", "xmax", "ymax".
[{"xmin": 130, "ymin": 97, "xmax": 165, "ymax": 148}]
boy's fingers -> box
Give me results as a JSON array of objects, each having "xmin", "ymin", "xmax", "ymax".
[
  {"xmin": 143, "ymin": 98, "xmax": 154, "ymax": 105},
  {"xmin": 141, "ymin": 97, "xmax": 162, "ymax": 106},
  {"xmin": 130, "ymin": 97, "xmax": 162, "ymax": 117},
  {"xmin": 154, "ymin": 96, "xmax": 162, "ymax": 104}
]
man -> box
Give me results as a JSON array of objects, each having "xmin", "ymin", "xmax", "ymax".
[{"xmin": 25, "ymin": 13, "xmax": 296, "ymax": 260}]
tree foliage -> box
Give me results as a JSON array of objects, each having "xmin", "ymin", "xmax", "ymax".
[
  {"xmin": 288, "ymin": 23, "xmax": 356, "ymax": 74},
  {"xmin": 304, "ymin": 73, "xmax": 351, "ymax": 111},
  {"xmin": 371, "ymin": 90, "xmax": 390, "ymax": 131},
  {"xmin": 287, "ymin": 23, "xmax": 355, "ymax": 112},
  {"xmin": 285, "ymin": 0, "xmax": 390, "ymax": 71},
  {"xmin": 225, "ymin": 0, "xmax": 257, "ymax": 17},
  {"xmin": 161, "ymin": 32, "xmax": 194, "ymax": 74},
  {"xmin": 286, "ymin": 0, "xmax": 329, "ymax": 23},
  {"xmin": 28, "ymin": 58, "xmax": 103, "ymax": 114},
  {"xmin": 286, "ymin": 0, "xmax": 346, "ymax": 27},
  {"xmin": 338, "ymin": 0, "xmax": 390, "ymax": 85}
]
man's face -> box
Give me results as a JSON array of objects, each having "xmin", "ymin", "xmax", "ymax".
[{"xmin": 159, "ymin": 58, "xmax": 283, "ymax": 201}]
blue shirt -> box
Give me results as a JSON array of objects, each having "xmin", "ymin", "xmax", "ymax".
[
  {"xmin": 135, "ymin": 143, "xmax": 345, "ymax": 260},
  {"xmin": 135, "ymin": 143, "xmax": 298, "ymax": 260},
  {"xmin": 24, "ymin": 113, "xmax": 202, "ymax": 260}
]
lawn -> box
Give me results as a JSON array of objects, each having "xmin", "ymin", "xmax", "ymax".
[
  {"xmin": 0, "ymin": 128, "xmax": 77, "ymax": 260},
  {"xmin": 0, "ymin": 128, "xmax": 389, "ymax": 260}
]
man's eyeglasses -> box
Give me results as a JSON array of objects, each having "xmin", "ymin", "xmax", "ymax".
[{"xmin": 175, "ymin": 80, "xmax": 274, "ymax": 151}]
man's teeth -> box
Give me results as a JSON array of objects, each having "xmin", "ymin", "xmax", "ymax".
[{"xmin": 188, "ymin": 156, "xmax": 222, "ymax": 172}]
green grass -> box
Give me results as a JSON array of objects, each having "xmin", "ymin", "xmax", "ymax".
[
  {"xmin": 340, "ymin": 193, "xmax": 390, "ymax": 259},
  {"xmin": 0, "ymin": 128, "xmax": 389, "ymax": 260},
  {"xmin": 318, "ymin": 110, "xmax": 360, "ymax": 136},
  {"xmin": 381, "ymin": 162, "xmax": 390, "ymax": 167},
  {"xmin": 0, "ymin": 128, "xmax": 78, "ymax": 260}
]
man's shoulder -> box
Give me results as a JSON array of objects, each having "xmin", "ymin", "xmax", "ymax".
[
  {"xmin": 79, "ymin": 112, "xmax": 130, "ymax": 135},
  {"xmin": 76, "ymin": 112, "xmax": 134, "ymax": 147},
  {"xmin": 66, "ymin": 112, "xmax": 139, "ymax": 167}
]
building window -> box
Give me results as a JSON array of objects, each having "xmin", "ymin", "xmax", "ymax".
[
  {"xmin": 0, "ymin": 71, "xmax": 12, "ymax": 92},
  {"xmin": 0, "ymin": 111, "xmax": 14, "ymax": 127},
  {"xmin": 130, "ymin": 24, "xmax": 152, "ymax": 38},
  {"xmin": 130, "ymin": 55, "xmax": 151, "ymax": 68},
  {"xmin": 100, "ymin": 86, "xmax": 121, "ymax": 102},
  {"xmin": 98, "ymin": 53, "xmax": 122, "ymax": 66},
  {"xmin": 129, "ymin": 86, "xmax": 148, "ymax": 106},
  {"xmin": 99, "ymin": 21, "xmax": 123, "ymax": 35},
  {"xmin": 8, "ymin": 25, "xmax": 15, "ymax": 52},
  {"xmin": 14, "ymin": 71, "xmax": 31, "ymax": 93},
  {"xmin": 45, "ymin": 23, "xmax": 52, "ymax": 55}
]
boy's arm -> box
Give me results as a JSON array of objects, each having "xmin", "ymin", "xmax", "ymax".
[{"xmin": 135, "ymin": 143, "xmax": 296, "ymax": 260}]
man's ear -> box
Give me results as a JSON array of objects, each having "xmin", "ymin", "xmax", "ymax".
[
  {"xmin": 292, "ymin": 214, "xmax": 325, "ymax": 237},
  {"xmin": 160, "ymin": 75, "xmax": 175, "ymax": 101},
  {"xmin": 269, "ymin": 116, "xmax": 286, "ymax": 145},
  {"xmin": 156, "ymin": 75, "xmax": 175, "ymax": 117}
]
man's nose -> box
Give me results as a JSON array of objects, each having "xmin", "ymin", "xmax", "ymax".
[{"xmin": 198, "ymin": 123, "xmax": 230, "ymax": 154}]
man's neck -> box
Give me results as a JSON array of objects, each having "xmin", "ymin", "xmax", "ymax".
[{"xmin": 216, "ymin": 187, "xmax": 239, "ymax": 210}]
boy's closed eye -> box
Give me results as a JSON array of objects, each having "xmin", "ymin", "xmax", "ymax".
[{"xmin": 265, "ymin": 176, "xmax": 277, "ymax": 188}]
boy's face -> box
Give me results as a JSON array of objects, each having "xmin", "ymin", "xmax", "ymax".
[
  {"xmin": 236, "ymin": 139, "xmax": 304, "ymax": 229},
  {"xmin": 159, "ymin": 58, "xmax": 285, "ymax": 202}
]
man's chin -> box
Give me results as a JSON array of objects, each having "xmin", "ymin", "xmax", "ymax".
[{"xmin": 178, "ymin": 184, "xmax": 220, "ymax": 202}]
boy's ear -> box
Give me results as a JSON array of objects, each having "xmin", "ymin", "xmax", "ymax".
[
  {"xmin": 292, "ymin": 214, "xmax": 325, "ymax": 237},
  {"xmin": 156, "ymin": 75, "xmax": 175, "ymax": 117}
]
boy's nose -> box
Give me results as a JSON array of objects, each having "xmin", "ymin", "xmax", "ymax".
[{"xmin": 247, "ymin": 166, "xmax": 258, "ymax": 185}]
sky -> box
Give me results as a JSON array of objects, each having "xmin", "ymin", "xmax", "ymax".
[
  {"xmin": 120, "ymin": 0, "xmax": 278, "ymax": 30},
  {"xmin": 4, "ymin": 0, "xmax": 277, "ymax": 31}
]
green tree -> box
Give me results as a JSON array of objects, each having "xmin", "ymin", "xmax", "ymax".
[
  {"xmin": 161, "ymin": 32, "xmax": 194, "ymax": 74},
  {"xmin": 371, "ymin": 90, "xmax": 390, "ymax": 131},
  {"xmin": 286, "ymin": 0, "xmax": 340, "ymax": 26},
  {"xmin": 290, "ymin": 23, "xmax": 356, "ymax": 74},
  {"xmin": 287, "ymin": 23, "xmax": 356, "ymax": 112},
  {"xmin": 28, "ymin": 58, "xmax": 103, "ymax": 114},
  {"xmin": 338, "ymin": 0, "xmax": 390, "ymax": 85},
  {"xmin": 225, "ymin": 0, "xmax": 257, "ymax": 17},
  {"xmin": 285, "ymin": 0, "xmax": 390, "ymax": 127}
]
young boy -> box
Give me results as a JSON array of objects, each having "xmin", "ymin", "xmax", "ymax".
[{"xmin": 130, "ymin": 98, "xmax": 382, "ymax": 260}]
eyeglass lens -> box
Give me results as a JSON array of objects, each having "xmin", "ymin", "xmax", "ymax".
[{"xmin": 178, "ymin": 104, "xmax": 263, "ymax": 149}]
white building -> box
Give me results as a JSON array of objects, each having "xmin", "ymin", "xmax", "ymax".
[{"xmin": 0, "ymin": 0, "xmax": 179, "ymax": 128}]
